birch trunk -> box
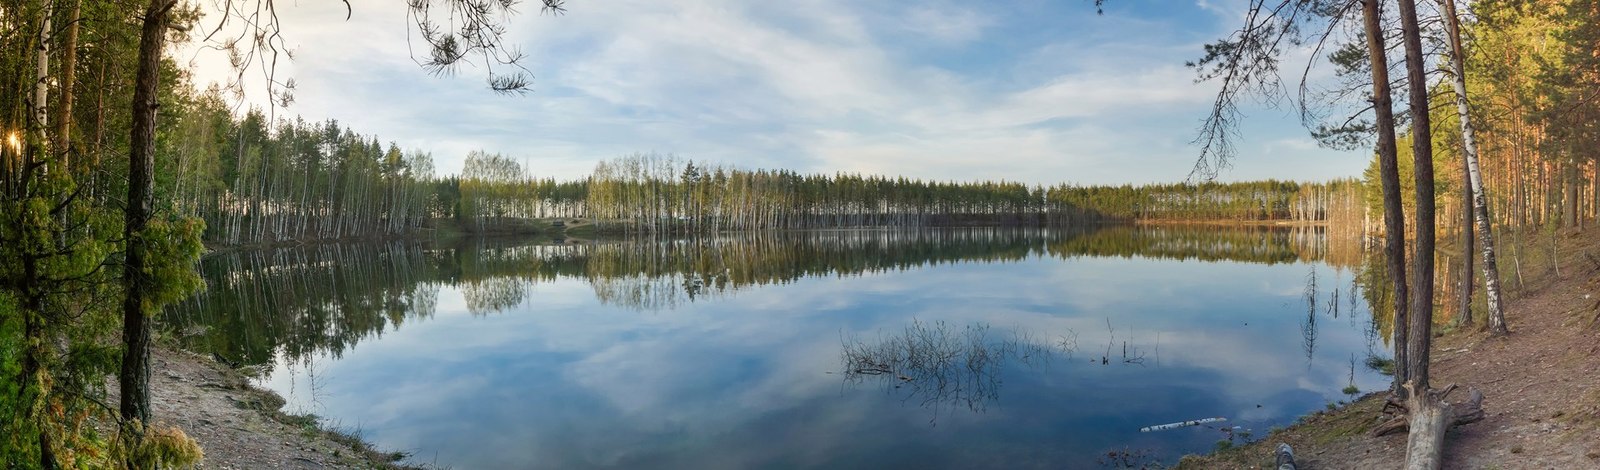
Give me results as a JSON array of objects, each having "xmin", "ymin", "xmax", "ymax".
[
  {"xmin": 1439, "ymin": 0, "xmax": 1509, "ymax": 335},
  {"xmin": 33, "ymin": 0, "xmax": 53, "ymax": 154}
]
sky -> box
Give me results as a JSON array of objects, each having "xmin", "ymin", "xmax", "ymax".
[{"xmin": 182, "ymin": 0, "xmax": 1367, "ymax": 185}]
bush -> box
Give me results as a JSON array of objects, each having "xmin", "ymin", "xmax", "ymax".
[{"xmin": 132, "ymin": 424, "xmax": 204, "ymax": 468}]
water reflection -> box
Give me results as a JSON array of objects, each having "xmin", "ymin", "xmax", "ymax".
[
  {"xmin": 161, "ymin": 225, "xmax": 1387, "ymax": 469},
  {"xmin": 168, "ymin": 243, "xmax": 443, "ymax": 370},
  {"xmin": 840, "ymin": 320, "xmax": 1064, "ymax": 420},
  {"xmin": 1302, "ymin": 268, "xmax": 1319, "ymax": 366}
]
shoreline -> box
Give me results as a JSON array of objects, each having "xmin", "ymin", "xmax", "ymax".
[
  {"xmin": 197, "ymin": 218, "xmax": 1330, "ymax": 252},
  {"xmin": 150, "ymin": 345, "xmax": 419, "ymax": 469},
  {"xmin": 1176, "ymin": 226, "xmax": 1600, "ymax": 468}
]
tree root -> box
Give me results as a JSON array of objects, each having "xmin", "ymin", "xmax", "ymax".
[{"xmin": 1371, "ymin": 384, "xmax": 1485, "ymax": 438}]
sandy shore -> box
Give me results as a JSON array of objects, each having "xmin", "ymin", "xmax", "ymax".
[{"xmin": 149, "ymin": 347, "xmax": 414, "ymax": 469}]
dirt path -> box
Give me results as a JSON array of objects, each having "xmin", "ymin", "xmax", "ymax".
[
  {"xmin": 1180, "ymin": 228, "xmax": 1600, "ymax": 469},
  {"xmin": 149, "ymin": 347, "xmax": 410, "ymax": 469}
]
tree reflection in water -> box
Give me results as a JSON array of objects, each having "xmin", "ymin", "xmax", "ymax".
[
  {"xmin": 163, "ymin": 225, "xmax": 1367, "ymax": 377},
  {"xmin": 1302, "ymin": 267, "xmax": 1319, "ymax": 367}
]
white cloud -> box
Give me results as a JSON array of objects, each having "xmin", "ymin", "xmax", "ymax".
[
  {"xmin": 176, "ymin": 0, "xmax": 1367, "ymax": 184},
  {"xmin": 899, "ymin": 6, "xmax": 994, "ymax": 44},
  {"xmin": 1262, "ymin": 137, "xmax": 1321, "ymax": 154}
]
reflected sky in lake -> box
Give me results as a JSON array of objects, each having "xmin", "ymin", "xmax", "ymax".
[{"xmin": 166, "ymin": 227, "xmax": 1390, "ymax": 469}]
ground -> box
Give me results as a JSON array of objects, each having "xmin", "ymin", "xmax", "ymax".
[
  {"xmin": 149, "ymin": 347, "xmax": 413, "ymax": 469},
  {"xmin": 1179, "ymin": 226, "xmax": 1600, "ymax": 469}
]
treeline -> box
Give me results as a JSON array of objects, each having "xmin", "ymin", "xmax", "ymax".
[
  {"xmin": 169, "ymin": 96, "xmax": 441, "ymax": 245},
  {"xmin": 113, "ymin": 100, "xmax": 1380, "ymax": 243},
  {"xmin": 1052, "ymin": 179, "xmax": 1367, "ymax": 224},
  {"xmin": 453, "ymin": 151, "xmax": 587, "ymax": 230},
  {"xmin": 72, "ymin": 85, "xmax": 1380, "ymax": 244},
  {"xmin": 587, "ymin": 153, "xmax": 1104, "ymax": 232},
  {"xmin": 143, "ymin": 97, "xmax": 1378, "ymax": 241},
  {"xmin": 582, "ymin": 153, "xmax": 1364, "ymax": 233},
  {"xmin": 159, "ymin": 116, "xmax": 1372, "ymax": 240}
]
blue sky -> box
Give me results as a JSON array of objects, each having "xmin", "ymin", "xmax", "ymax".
[{"xmin": 186, "ymin": 0, "xmax": 1365, "ymax": 185}]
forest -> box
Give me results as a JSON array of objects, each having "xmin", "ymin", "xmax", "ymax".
[
  {"xmin": 100, "ymin": 98, "xmax": 1375, "ymax": 243},
  {"xmin": 1, "ymin": 0, "xmax": 1598, "ymax": 467},
  {"xmin": 1186, "ymin": 0, "xmax": 1598, "ymax": 466},
  {"xmin": 32, "ymin": 85, "xmax": 1371, "ymax": 244}
]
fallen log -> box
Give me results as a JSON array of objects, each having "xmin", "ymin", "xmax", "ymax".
[{"xmin": 1138, "ymin": 417, "xmax": 1227, "ymax": 433}]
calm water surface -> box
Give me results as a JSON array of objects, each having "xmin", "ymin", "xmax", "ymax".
[{"xmin": 165, "ymin": 226, "xmax": 1392, "ymax": 469}]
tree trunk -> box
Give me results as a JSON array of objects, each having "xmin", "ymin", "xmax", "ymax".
[
  {"xmin": 22, "ymin": 247, "xmax": 59, "ymax": 469},
  {"xmin": 1459, "ymin": 156, "xmax": 1474, "ymax": 326},
  {"xmin": 23, "ymin": 6, "xmax": 59, "ymax": 466},
  {"xmin": 1401, "ymin": 391, "xmax": 1446, "ymax": 470},
  {"xmin": 1397, "ymin": 0, "xmax": 1436, "ymax": 395},
  {"xmin": 1563, "ymin": 163, "xmax": 1578, "ymax": 228},
  {"xmin": 1372, "ymin": 385, "xmax": 1486, "ymax": 441},
  {"xmin": 92, "ymin": 56, "xmax": 106, "ymax": 168},
  {"xmin": 1402, "ymin": 385, "xmax": 1485, "ymax": 469},
  {"xmin": 1437, "ymin": 0, "xmax": 1508, "ymax": 334},
  {"xmin": 33, "ymin": 0, "xmax": 53, "ymax": 150},
  {"xmin": 56, "ymin": 0, "xmax": 81, "ymax": 169},
  {"xmin": 1361, "ymin": 0, "xmax": 1411, "ymax": 394},
  {"xmin": 121, "ymin": 0, "xmax": 176, "ymax": 429}
]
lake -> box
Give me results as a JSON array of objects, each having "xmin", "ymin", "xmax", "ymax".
[{"xmin": 164, "ymin": 225, "xmax": 1394, "ymax": 469}]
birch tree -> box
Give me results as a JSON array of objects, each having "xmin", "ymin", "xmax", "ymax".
[{"xmin": 1436, "ymin": 0, "xmax": 1509, "ymax": 335}]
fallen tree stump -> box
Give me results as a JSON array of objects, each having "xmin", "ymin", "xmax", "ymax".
[{"xmin": 1371, "ymin": 384, "xmax": 1485, "ymax": 438}]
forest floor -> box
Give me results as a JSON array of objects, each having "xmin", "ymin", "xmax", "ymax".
[
  {"xmin": 146, "ymin": 347, "xmax": 418, "ymax": 469},
  {"xmin": 1178, "ymin": 226, "xmax": 1600, "ymax": 469}
]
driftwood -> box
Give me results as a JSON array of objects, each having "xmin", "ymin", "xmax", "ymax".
[
  {"xmin": 1367, "ymin": 384, "xmax": 1485, "ymax": 470},
  {"xmin": 1138, "ymin": 417, "xmax": 1226, "ymax": 433}
]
